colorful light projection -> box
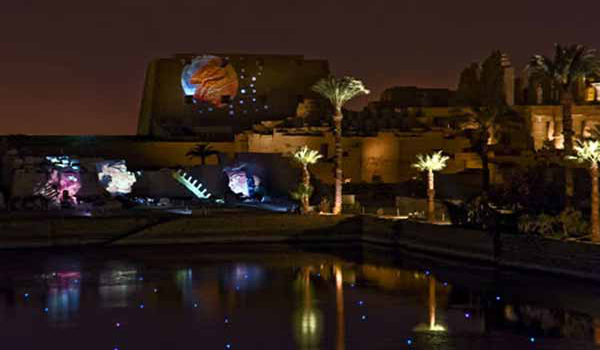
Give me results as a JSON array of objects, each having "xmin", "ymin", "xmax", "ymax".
[
  {"xmin": 223, "ymin": 164, "xmax": 262, "ymax": 199},
  {"xmin": 172, "ymin": 170, "xmax": 212, "ymax": 199},
  {"xmin": 34, "ymin": 156, "xmax": 82, "ymax": 206},
  {"xmin": 181, "ymin": 55, "xmax": 239, "ymax": 108},
  {"xmin": 96, "ymin": 160, "xmax": 137, "ymax": 195}
]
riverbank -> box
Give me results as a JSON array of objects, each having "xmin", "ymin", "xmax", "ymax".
[{"xmin": 1, "ymin": 212, "xmax": 599, "ymax": 282}]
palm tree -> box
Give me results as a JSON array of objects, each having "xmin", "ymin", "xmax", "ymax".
[
  {"xmin": 456, "ymin": 51, "xmax": 514, "ymax": 193},
  {"xmin": 526, "ymin": 44, "xmax": 600, "ymax": 203},
  {"xmin": 468, "ymin": 106, "xmax": 517, "ymax": 192},
  {"xmin": 412, "ymin": 151, "xmax": 449, "ymax": 223},
  {"xmin": 569, "ymin": 139, "xmax": 600, "ymax": 242},
  {"xmin": 186, "ymin": 143, "xmax": 220, "ymax": 165},
  {"xmin": 312, "ymin": 76, "xmax": 369, "ymax": 215},
  {"xmin": 292, "ymin": 146, "xmax": 322, "ymax": 213}
]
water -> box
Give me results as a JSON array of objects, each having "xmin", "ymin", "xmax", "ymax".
[{"xmin": 1, "ymin": 244, "xmax": 599, "ymax": 349}]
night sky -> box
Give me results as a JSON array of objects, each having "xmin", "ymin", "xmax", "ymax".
[{"xmin": 1, "ymin": 0, "xmax": 599, "ymax": 135}]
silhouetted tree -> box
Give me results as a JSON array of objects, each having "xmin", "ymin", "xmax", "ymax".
[
  {"xmin": 456, "ymin": 51, "xmax": 511, "ymax": 192},
  {"xmin": 186, "ymin": 143, "xmax": 220, "ymax": 165},
  {"xmin": 526, "ymin": 44, "xmax": 600, "ymax": 204}
]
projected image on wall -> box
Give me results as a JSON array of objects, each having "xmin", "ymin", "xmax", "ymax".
[
  {"xmin": 181, "ymin": 55, "xmax": 239, "ymax": 108},
  {"xmin": 96, "ymin": 160, "xmax": 137, "ymax": 196},
  {"xmin": 224, "ymin": 164, "xmax": 263, "ymax": 199},
  {"xmin": 34, "ymin": 156, "xmax": 82, "ymax": 206}
]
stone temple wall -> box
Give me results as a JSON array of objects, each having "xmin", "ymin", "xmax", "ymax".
[{"xmin": 137, "ymin": 53, "xmax": 329, "ymax": 139}]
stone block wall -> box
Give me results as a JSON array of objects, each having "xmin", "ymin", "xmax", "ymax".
[{"xmin": 499, "ymin": 234, "xmax": 600, "ymax": 279}]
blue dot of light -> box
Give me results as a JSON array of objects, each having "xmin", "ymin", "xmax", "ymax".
[
  {"xmin": 44, "ymin": 307, "xmax": 49, "ymax": 313},
  {"xmin": 465, "ymin": 313, "xmax": 471, "ymax": 318},
  {"xmin": 443, "ymin": 282, "xmax": 448, "ymax": 286},
  {"xmin": 358, "ymin": 301, "xmax": 364, "ymax": 305},
  {"xmin": 226, "ymin": 344, "xmax": 231, "ymax": 349},
  {"xmin": 139, "ymin": 304, "xmax": 144, "ymax": 309},
  {"xmin": 241, "ymin": 89, "xmax": 246, "ymax": 94},
  {"xmin": 225, "ymin": 318, "xmax": 229, "ymax": 324},
  {"xmin": 529, "ymin": 337, "xmax": 535, "ymax": 343},
  {"xmin": 361, "ymin": 315, "xmax": 367, "ymax": 320},
  {"xmin": 425, "ymin": 270, "xmax": 430, "ymax": 275},
  {"xmin": 138, "ymin": 276, "xmax": 143, "ymax": 281},
  {"xmin": 153, "ymin": 288, "xmax": 158, "ymax": 293},
  {"xmin": 24, "ymin": 293, "xmax": 29, "ymax": 298},
  {"xmin": 496, "ymin": 296, "xmax": 501, "ymax": 301},
  {"xmin": 194, "ymin": 303, "xmax": 198, "ymax": 308},
  {"xmin": 116, "ymin": 322, "xmax": 121, "ymax": 327},
  {"xmin": 407, "ymin": 339, "xmax": 413, "ymax": 345}
]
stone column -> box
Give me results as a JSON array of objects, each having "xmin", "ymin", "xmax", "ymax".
[
  {"xmin": 592, "ymin": 83, "xmax": 600, "ymax": 102},
  {"xmin": 501, "ymin": 54, "xmax": 515, "ymax": 106}
]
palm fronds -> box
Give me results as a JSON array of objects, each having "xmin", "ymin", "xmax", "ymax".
[
  {"xmin": 312, "ymin": 76, "xmax": 370, "ymax": 110},
  {"xmin": 570, "ymin": 139, "xmax": 600, "ymax": 164},
  {"xmin": 293, "ymin": 146, "xmax": 322, "ymax": 166},
  {"xmin": 412, "ymin": 151, "xmax": 450, "ymax": 172},
  {"xmin": 526, "ymin": 44, "xmax": 600, "ymax": 91}
]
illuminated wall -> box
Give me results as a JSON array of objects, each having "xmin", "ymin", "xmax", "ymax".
[
  {"xmin": 138, "ymin": 53, "xmax": 329, "ymax": 139},
  {"xmin": 525, "ymin": 105, "xmax": 600, "ymax": 150}
]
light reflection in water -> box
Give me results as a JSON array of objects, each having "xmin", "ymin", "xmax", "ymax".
[
  {"xmin": 43, "ymin": 271, "xmax": 81, "ymax": 325},
  {"xmin": 0, "ymin": 252, "xmax": 598, "ymax": 349},
  {"xmin": 335, "ymin": 265, "xmax": 345, "ymax": 350},
  {"xmin": 98, "ymin": 266, "xmax": 139, "ymax": 308},
  {"xmin": 293, "ymin": 267, "xmax": 323, "ymax": 350}
]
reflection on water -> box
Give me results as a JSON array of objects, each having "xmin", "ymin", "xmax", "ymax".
[
  {"xmin": 44, "ymin": 271, "xmax": 81, "ymax": 325},
  {"xmin": 0, "ymin": 248, "xmax": 599, "ymax": 349}
]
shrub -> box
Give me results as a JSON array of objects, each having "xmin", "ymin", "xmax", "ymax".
[{"xmin": 518, "ymin": 208, "xmax": 589, "ymax": 239}]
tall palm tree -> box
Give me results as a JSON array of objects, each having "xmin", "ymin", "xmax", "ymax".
[
  {"xmin": 186, "ymin": 143, "xmax": 220, "ymax": 165},
  {"xmin": 569, "ymin": 139, "xmax": 600, "ymax": 242},
  {"xmin": 312, "ymin": 76, "xmax": 369, "ymax": 215},
  {"xmin": 468, "ymin": 106, "xmax": 518, "ymax": 192},
  {"xmin": 456, "ymin": 51, "xmax": 515, "ymax": 194},
  {"xmin": 526, "ymin": 44, "xmax": 600, "ymax": 203},
  {"xmin": 292, "ymin": 146, "xmax": 323, "ymax": 213},
  {"xmin": 412, "ymin": 151, "xmax": 449, "ymax": 223}
]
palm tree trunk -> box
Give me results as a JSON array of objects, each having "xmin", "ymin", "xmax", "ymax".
[
  {"xmin": 427, "ymin": 170, "xmax": 435, "ymax": 223},
  {"xmin": 561, "ymin": 91, "xmax": 574, "ymax": 154},
  {"xmin": 562, "ymin": 91, "xmax": 575, "ymax": 205},
  {"xmin": 333, "ymin": 109, "xmax": 344, "ymax": 215},
  {"xmin": 200, "ymin": 155, "xmax": 206, "ymax": 165},
  {"xmin": 302, "ymin": 164, "xmax": 311, "ymax": 213},
  {"xmin": 591, "ymin": 163, "xmax": 599, "ymax": 242},
  {"xmin": 481, "ymin": 143, "xmax": 490, "ymax": 193}
]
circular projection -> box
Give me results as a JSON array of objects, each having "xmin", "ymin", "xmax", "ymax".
[{"xmin": 181, "ymin": 55, "xmax": 239, "ymax": 108}]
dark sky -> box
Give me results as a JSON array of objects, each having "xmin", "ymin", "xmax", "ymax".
[{"xmin": 1, "ymin": 0, "xmax": 599, "ymax": 135}]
